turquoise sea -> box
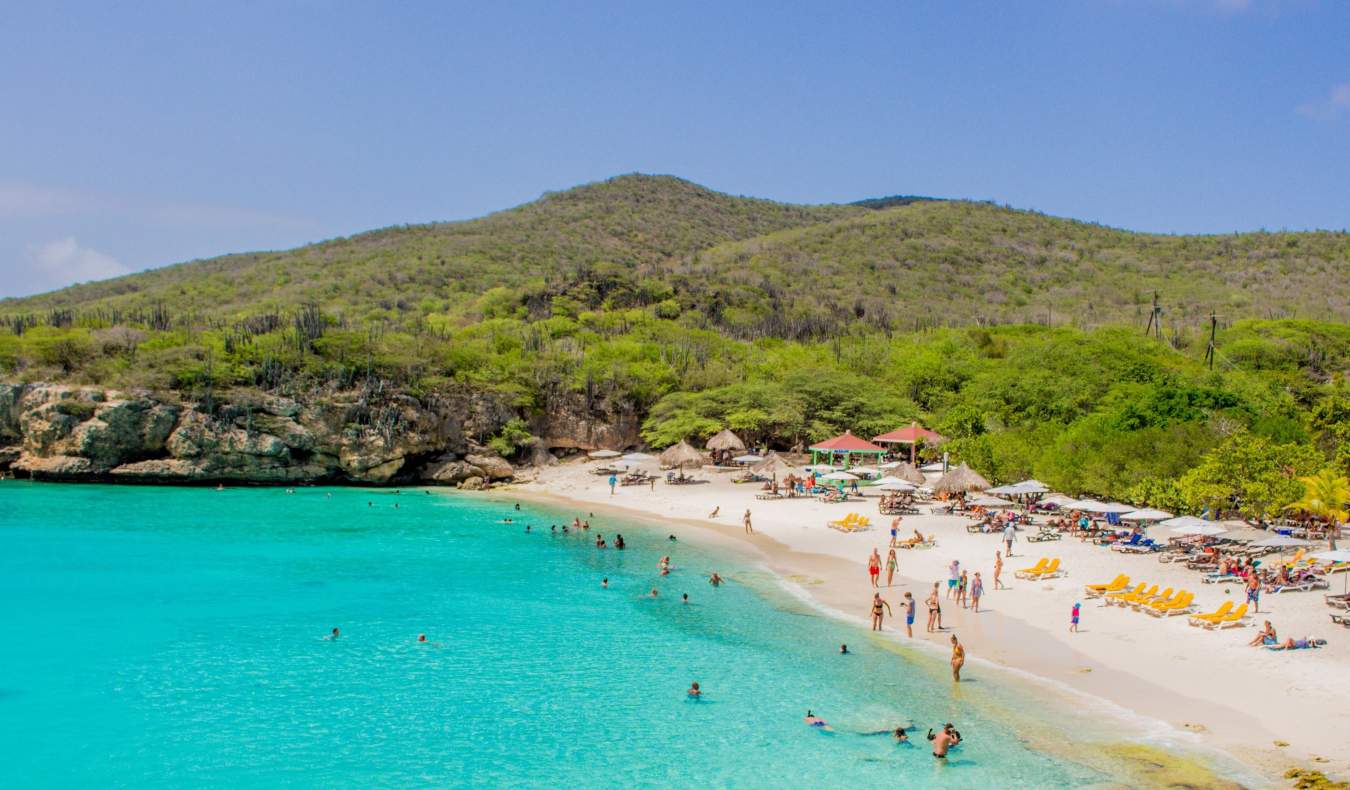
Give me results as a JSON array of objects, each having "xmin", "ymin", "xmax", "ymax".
[{"xmin": 1, "ymin": 482, "xmax": 1226, "ymax": 788}]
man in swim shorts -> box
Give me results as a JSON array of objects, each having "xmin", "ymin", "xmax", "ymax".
[
  {"xmin": 903, "ymin": 592, "xmax": 916, "ymax": 637},
  {"xmin": 928, "ymin": 723, "xmax": 960, "ymax": 759}
]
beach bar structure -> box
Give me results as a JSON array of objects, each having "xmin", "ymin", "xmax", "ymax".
[
  {"xmin": 808, "ymin": 430, "xmax": 886, "ymax": 468},
  {"xmin": 873, "ymin": 421, "xmax": 947, "ymax": 464}
]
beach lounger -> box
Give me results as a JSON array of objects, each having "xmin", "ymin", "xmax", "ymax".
[
  {"xmin": 827, "ymin": 513, "xmax": 861, "ymax": 531},
  {"xmin": 1109, "ymin": 584, "xmax": 1159, "ymax": 608},
  {"xmin": 1205, "ymin": 603, "xmax": 1251, "ymax": 629},
  {"xmin": 1115, "ymin": 538, "xmax": 1158, "ymax": 554},
  {"xmin": 1188, "ymin": 601, "xmax": 1234, "ymax": 627},
  {"xmin": 1330, "ymin": 613, "xmax": 1350, "ymax": 627},
  {"xmin": 897, "ymin": 539, "xmax": 935, "ymax": 550},
  {"xmin": 1014, "ymin": 558, "xmax": 1049, "ymax": 579},
  {"xmin": 1146, "ymin": 591, "xmax": 1195, "ymax": 617},
  {"xmin": 1033, "ymin": 558, "xmax": 1065, "ymax": 579},
  {"xmin": 1128, "ymin": 586, "xmax": 1174, "ymax": 611},
  {"xmin": 1326, "ymin": 593, "xmax": 1350, "ymax": 610},
  {"xmin": 1027, "ymin": 528, "xmax": 1062, "ymax": 543},
  {"xmin": 1084, "ymin": 574, "xmax": 1129, "ymax": 598},
  {"xmin": 1105, "ymin": 582, "xmax": 1148, "ymax": 605},
  {"xmin": 1266, "ymin": 578, "xmax": 1329, "ymax": 594}
]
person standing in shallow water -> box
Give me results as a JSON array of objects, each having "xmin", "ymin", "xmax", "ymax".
[
  {"xmin": 869, "ymin": 592, "xmax": 892, "ymax": 631},
  {"xmin": 950, "ymin": 635, "xmax": 965, "ymax": 682}
]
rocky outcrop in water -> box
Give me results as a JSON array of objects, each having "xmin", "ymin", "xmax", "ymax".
[{"xmin": 0, "ymin": 382, "xmax": 640, "ymax": 486}]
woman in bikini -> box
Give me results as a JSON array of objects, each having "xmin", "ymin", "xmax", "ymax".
[
  {"xmin": 950, "ymin": 634, "xmax": 965, "ymax": 682},
  {"xmin": 870, "ymin": 592, "xmax": 892, "ymax": 631},
  {"xmin": 926, "ymin": 582, "xmax": 941, "ymax": 632},
  {"xmin": 885, "ymin": 548, "xmax": 899, "ymax": 587}
]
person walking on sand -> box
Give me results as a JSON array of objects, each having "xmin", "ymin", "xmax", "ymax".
[
  {"xmin": 868, "ymin": 550, "xmax": 882, "ymax": 589},
  {"xmin": 870, "ymin": 592, "xmax": 892, "ymax": 631},
  {"xmin": 1003, "ymin": 522, "xmax": 1016, "ymax": 557},
  {"xmin": 708, "ymin": 506, "xmax": 720, "ymax": 519},
  {"xmin": 889, "ymin": 517, "xmax": 901, "ymax": 548},
  {"xmin": 1070, "ymin": 601, "xmax": 1080, "ymax": 632},
  {"xmin": 950, "ymin": 635, "xmax": 965, "ymax": 682},
  {"xmin": 926, "ymin": 583, "xmax": 941, "ymax": 632},
  {"xmin": 993, "ymin": 551, "xmax": 1006, "ymax": 590},
  {"xmin": 1246, "ymin": 574, "xmax": 1261, "ymax": 614},
  {"xmin": 946, "ymin": 560, "xmax": 960, "ymax": 600},
  {"xmin": 608, "ymin": 473, "xmax": 617, "ymax": 495},
  {"xmin": 885, "ymin": 548, "xmax": 898, "ymax": 587},
  {"xmin": 743, "ymin": 509, "xmax": 753, "ymax": 535},
  {"xmin": 971, "ymin": 572, "xmax": 984, "ymax": 612},
  {"xmin": 957, "ymin": 569, "xmax": 969, "ymax": 609},
  {"xmin": 903, "ymin": 591, "xmax": 916, "ymax": 637}
]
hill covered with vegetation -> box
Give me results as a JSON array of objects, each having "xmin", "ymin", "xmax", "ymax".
[{"xmin": 2, "ymin": 174, "xmax": 1348, "ymax": 512}]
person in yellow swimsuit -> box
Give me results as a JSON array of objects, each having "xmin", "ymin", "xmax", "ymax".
[{"xmin": 950, "ymin": 634, "xmax": 965, "ymax": 682}]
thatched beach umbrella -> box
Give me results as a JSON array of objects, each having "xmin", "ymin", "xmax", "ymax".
[
  {"xmin": 660, "ymin": 440, "xmax": 706, "ymax": 469},
  {"xmin": 753, "ymin": 453, "xmax": 794, "ymax": 477},
  {"xmin": 894, "ymin": 462, "xmax": 927, "ymax": 486},
  {"xmin": 706, "ymin": 429, "xmax": 747, "ymax": 452},
  {"xmin": 932, "ymin": 463, "xmax": 991, "ymax": 494}
]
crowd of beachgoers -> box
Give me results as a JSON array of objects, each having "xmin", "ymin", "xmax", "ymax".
[{"xmin": 518, "ymin": 440, "xmax": 1350, "ymax": 782}]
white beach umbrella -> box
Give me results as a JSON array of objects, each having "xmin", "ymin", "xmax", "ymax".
[
  {"xmin": 803, "ymin": 464, "xmax": 836, "ymax": 474},
  {"xmin": 879, "ymin": 461, "xmax": 902, "ymax": 470},
  {"xmin": 621, "ymin": 452, "xmax": 657, "ymax": 462},
  {"xmin": 874, "ymin": 476, "xmax": 908, "ymax": 486},
  {"xmin": 1121, "ymin": 508, "xmax": 1173, "ymax": 522},
  {"xmin": 732, "ymin": 454, "xmax": 764, "ymax": 464},
  {"xmin": 1310, "ymin": 550, "xmax": 1350, "ymax": 564},
  {"xmin": 1071, "ymin": 499, "xmax": 1114, "ymax": 512},
  {"xmin": 968, "ymin": 494, "xmax": 1016, "ymax": 508},
  {"xmin": 1099, "ymin": 502, "xmax": 1137, "ymax": 514},
  {"xmin": 1250, "ymin": 535, "xmax": 1314, "ymax": 549},
  {"xmin": 1013, "ymin": 479, "xmax": 1050, "ymax": 493},
  {"xmin": 1161, "ymin": 516, "xmax": 1225, "ymax": 536},
  {"xmin": 878, "ymin": 481, "xmax": 917, "ymax": 491},
  {"xmin": 821, "ymin": 471, "xmax": 861, "ymax": 482},
  {"xmin": 588, "ymin": 449, "xmax": 621, "ymax": 459},
  {"xmin": 1039, "ymin": 493, "xmax": 1078, "ymax": 508},
  {"xmin": 849, "ymin": 465, "xmax": 881, "ymax": 476},
  {"xmin": 985, "ymin": 483, "xmax": 1024, "ymax": 495},
  {"xmin": 920, "ymin": 462, "xmax": 946, "ymax": 473}
]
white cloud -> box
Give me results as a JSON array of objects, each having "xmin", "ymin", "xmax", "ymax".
[
  {"xmin": 25, "ymin": 237, "xmax": 130, "ymax": 289},
  {"xmin": 1297, "ymin": 83, "xmax": 1350, "ymax": 121}
]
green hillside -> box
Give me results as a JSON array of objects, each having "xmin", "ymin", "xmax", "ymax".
[{"xmin": 2, "ymin": 174, "xmax": 1349, "ymax": 510}]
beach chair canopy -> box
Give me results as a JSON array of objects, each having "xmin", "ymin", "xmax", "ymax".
[
  {"xmin": 932, "ymin": 463, "xmax": 991, "ymax": 494},
  {"xmin": 968, "ymin": 494, "xmax": 1016, "ymax": 507},
  {"xmin": 706, "ymin": 429, "xmax": 747, "ymax": 452},
  {"xmin": 1160, "ymin": 516, "xmax": 1225, "ymax": 535},
  {"xmin": 660, "ymin": 440, "xmax": 705, "ymax": 468}
]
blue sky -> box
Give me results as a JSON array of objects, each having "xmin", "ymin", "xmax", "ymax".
[{"xmin": 1, "ymin": 0, "xmax": 1346, "ymax": 298}]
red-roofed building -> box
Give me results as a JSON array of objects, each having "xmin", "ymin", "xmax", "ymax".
[
  {"xmin": 808, "ymin": 430, "xmax": 886, "ymax": 466},
  {"xmin": 873, "ymin": 422, "xmax": 947, "ymax": 463}
]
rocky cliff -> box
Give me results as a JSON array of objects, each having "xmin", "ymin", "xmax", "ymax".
[{"xmin": 0, "ymin": 383, "xmax": 638, "ymax": 487}]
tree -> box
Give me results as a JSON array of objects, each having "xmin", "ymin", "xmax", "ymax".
[
  {"xmin": 1177, "ymin": 433, "xmax": 1322, "ymax": 519},
  {"xmin": 1285, "ymin": 468, "xmax": 1350, "ymax": 550}
]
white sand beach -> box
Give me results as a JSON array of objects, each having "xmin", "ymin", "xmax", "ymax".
[{"xmin": 512, "ymin": 460, "xmax": 1350, "ymax": 782}]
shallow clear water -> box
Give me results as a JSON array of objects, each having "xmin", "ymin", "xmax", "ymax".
[{"xmin": 1, "ymin": 482, "xmax": 1121, "ymax": 788}]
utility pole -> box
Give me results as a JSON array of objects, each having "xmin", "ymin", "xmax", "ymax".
[
  {"xmin": 1144, "ymin": 291, "xmax": 1163, "ymax": 340},
  {"xmin": 1204, "ymin": 312, "xmax": 1218, "ymax": 371}
]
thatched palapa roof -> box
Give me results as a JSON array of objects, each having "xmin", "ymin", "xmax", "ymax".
[
  {"xmin": 752, "ymin": 452, "xmax": 794, "ymax": 477},
  {"xmin": 894, "ymin": 462, "xmax": 926, "ymax": 485},
  {"xmin": 932, "ymin": 463, "xmax": 991, "ymax": 494},
  {"xmin": 660, "ymin": 440, "xmax": 706, "ymax": 468},
  {"xmin": 706, "ymin": 429, "xmax": 746, "ymax": 452}
]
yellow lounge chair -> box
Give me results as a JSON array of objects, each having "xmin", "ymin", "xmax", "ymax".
[
  {"xmin": 1187, "ymin": 601, "xmax": 1233, "ymax": 626},
  {"xmin": 1146, "ymin": 591, "xmax": 1194, "ymax": 617},
  {"xmin": 1105, "ymin": 582, "xmax": 1147, "ymax": 605},
  {"xmin": 1014, "ymin": 558, "xmax": 1050, "ymax": 579},
  {"xmin": 855, "ymin": 517, "xmax": 871, "ymax": 530},
  {"xmin": 1084, "ymin": 574, "xmax": 1129, "ymax": 598},
  {"xmin": 827, "ymin": 513, "xmax": 859, "ymax": 529},
  {"xmin": 1205, "ymin": 602, "xmax": 1250, "ymax": 629},
  {"xmin": 1029, "ymin": 558, "xmax": 1064, "ymax": 579},
  {"xmin": 1128, "ymin": 586, "xmax": 1173, "ymax": 611},
  {"xmin": 1109, "ymin": 583, "xmax": 1158, "ymax": 607}
]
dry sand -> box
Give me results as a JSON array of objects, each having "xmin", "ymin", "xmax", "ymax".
[{"xmin": 509, "ymin": 460, "xmax": 1350, "ymax": 784}]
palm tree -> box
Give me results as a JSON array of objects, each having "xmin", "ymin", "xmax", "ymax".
[{"xmin": 1285, "ymin": 468, "xmax": 1350, "ymax": 550}]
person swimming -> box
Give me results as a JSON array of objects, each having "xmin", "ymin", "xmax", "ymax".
[
  {"xmin": 687, "ymin": 681, "xmax": 701, "ymax": 698},
  {"xmin": 682, "ymin": 593, "xmax": 689, "ymax": 604},
  {"xmin": 709, "ymin": 572, "xmax": 723, "ymax": 587},
  {"xmin": 417, "ymin": 634, "xmax": 427, "ymax": 643},
  {"xmin": 327, "ymin": 627, "xmax": 340, "ymax": 640},
  {"xmin": 839, "ymin": 644, "xmax": 848, "ymax": 654},
  {"xmin": 602, "ymin": 578, "xmax": 609, "ymax": 589},
  {"xmin": 644, "ymin": 588, "xmax": 659, "ymax": 598},
  {"xmin": 525, "ymin": 524, "xmax": 531, "ymax": 532},
  {"xmin": 514, "ymin": 503, "xmax": 521, "ymax": 511},
  {"xmin": 668, "ymin": 534, "xmax": 677, "ymax": 542},
  {"xmin": 894, "ymin": 727, "xmax": 909, "ymax": 743},
  {"xmin": 804, "ymin": 710, "xmax": 832, "ymax": 731}
]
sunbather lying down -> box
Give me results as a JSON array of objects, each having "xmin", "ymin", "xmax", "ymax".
[{"xmin": 1266, "ymin": 637, "xmax": 1328, "ymax": 651}]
